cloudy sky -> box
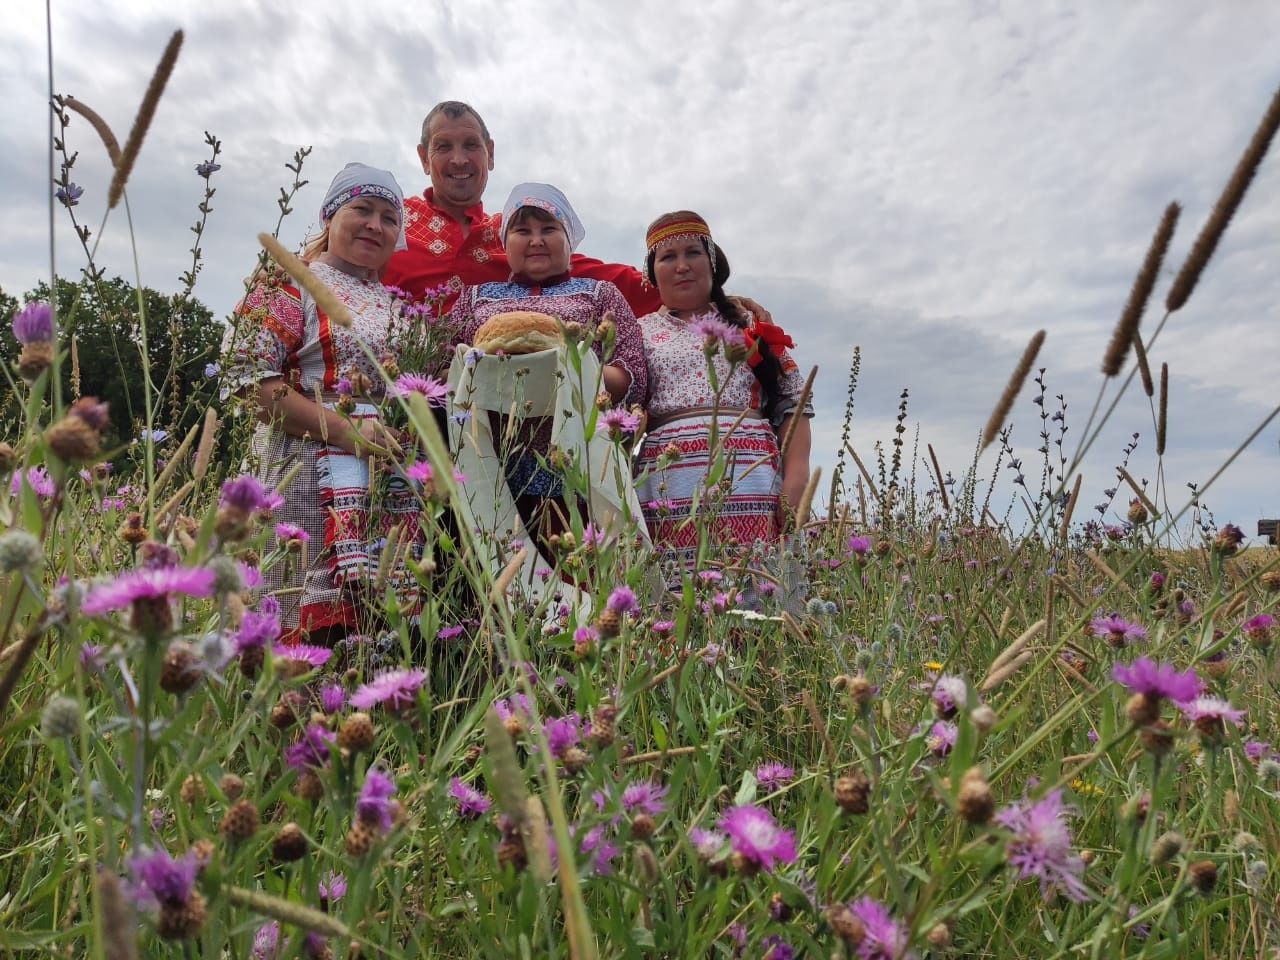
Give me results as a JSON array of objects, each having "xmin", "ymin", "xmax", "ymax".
[{"xmin": 2, "ymin": 1, "xmax": 1278, "ymax": 539}]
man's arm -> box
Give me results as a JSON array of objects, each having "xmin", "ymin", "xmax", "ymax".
[{"xmin": 569, "ymin": 253, "xmax": 662, "ymax": 317}]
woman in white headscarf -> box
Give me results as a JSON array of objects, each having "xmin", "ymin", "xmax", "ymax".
[
  {"xmin": 220, "ymin": 162, "xmax": 424, "ymax": 642},
  {"xmin": 447, "ymin": 182, "xmax": 647, "ymax": 555}
]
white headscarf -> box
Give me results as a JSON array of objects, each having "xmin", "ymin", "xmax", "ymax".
[
  {"xmin": 320, "ymin": 162, "xmax": 407, "ymax": 251},
  {"xmin": 500, "ymin": 182, "xmax": 586, "ymax": 252}
]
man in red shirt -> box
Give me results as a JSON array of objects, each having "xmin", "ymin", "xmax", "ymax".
[{"xmin": 383, "ymin": 101, "xmax": 660, "ymax": 315}]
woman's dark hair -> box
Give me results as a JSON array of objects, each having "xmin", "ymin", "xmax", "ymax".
[{"xmin": 646, "ymin": 237, "xmax": 786, "ymax": 423}]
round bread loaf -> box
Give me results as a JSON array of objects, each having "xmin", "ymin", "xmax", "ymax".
[{"xmin": 472, "ymin": 311, "xmax": 564, "ymax": 354}]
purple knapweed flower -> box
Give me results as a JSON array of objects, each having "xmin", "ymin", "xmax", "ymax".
[
  {"xmin": 1243, "ymin": 613, "xmax": 1275, "ymax": 645},
  {"xmin": 848, "ymin": 896, "xmax": 913, "ymax": 959},
  {"xmin": 234, "ymin": 606, "xmax": 280, "ymax": 652},
  {"xmin": 622, "ymin": 779, "xmax": 669, "ymax": 817},
  {"xmin": 285, "ymin": 723, "xmax": 336, "ymax": 770},
  {"xmin": 274, "ymin": 522, "xmax": 309, "ymax": 544},
  {"xmin": 689, "ymin": 826, "xmax": 726, "ymax": 859},
  {"xmin": 350, "ymin": 667, "xmax": 427, "ymax": 711},
  {"xmin": 599, "ymin": 407, "xmax": 641, "ymax": 437},
  {"xmin": 848, "ymin": 535, "xmax": 872, "ymax": 558},
  {"xmin": 719, "ymin": 804, "xmax": 797, "ymax": 872},
  {"xmin": 220, "ymin": 475, "xmax": 281, "ymax": 514},
  {"xmin": 994, "ymin": 789, "xmax": 1090, "ymax": 902},
  {"xmin": 126, "ymin": 847, "xmax": 198, "ymax": 908},
  {"xmin": 318, "ymin": 871, "xmax": 346, "ymax": 906},
  {"xmin": 755, "ymin": 762, "xmax": 795, "ymax": 791},
  {"xmin": 1091, "ymin": 614, "xmax": 1147, "ymax": 647},
  {"xmin": 437, "ymin": 623, "xmax": 465, "ymax": 642},
  {"xmin": 392, "ymin": 373, "xmax": 450, "ymax": 406},
  {"xmin": 928, "ymin": 720, "xmax": 958, "ymax": 757},
  {"xmin": 1179, "ymin": 696, "xmax": 1246, "ymax": 740},
  {"xmin": 272, "ymin": 642, "xmax": 332, "ymax": 671},
  {"xmin": 931, "ymin": 674, "xmax": 967, "ymax": 717},
  {"xmin": 1112, "ymin": 657, "xmax": 1199, "ymax": 704},
  {"xmin": 606, "ymin": 585, "xmax": 640, "ymax": 616},
  {"xmin": 81, "ymin": 565, "xmax": 216, "ymax": 616},
  {"xmin": 320, "ymin": 683, "xmax": 347, "ymax": 714},
  {"xmin": 493, "ymin": 693, "xmax": 531, "ymax": 724},
  {"xmin": 760, "ymin": 935, "xmax": 795, "ymax": 960},
  {"xmin": 251, "ymin": 921, "xmax": 280, "ymax": 959},
  {"xmin": 449, "ymin": 776, "xmax": 492, "ymax": 818},
  {"xmin": 356, "ymin": 767, "xmax": 398, "ymax": 833},
  {"xmin": 12, "ymin": 302, "xmax": 54, "ymax": 344},
  {"xmin": 579, "ymin": 823, "xmax": 622, "ymax": 875},
  {"xmin": 11, "ymin": 466, "xmax": 56, "ymax": 498},
  {"xmin": 690, "ymin": 315, "xmax": 745, "ymax": 349},
  {"xmin": 543, "ymin": 713, "xmax": 583, "ymax": 758}
]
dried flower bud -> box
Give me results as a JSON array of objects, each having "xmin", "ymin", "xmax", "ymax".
[
  {"xmin": 957, "ymin": 767, "xmax": 994, "ymax": 825},
  {"xmin": 847, "ymin": 676, "xmax": 875, "ymax": 710},
  {"xmin": 46, "ymin": 414, "xmax": 101, "ymax": 462},
  {"xmin": 630, "ymin": 813, "xmax": 656, "ymax": 840},
  {"xmin": 1125, "ymin": 692, "xmax": 1160, "ymax": 727},
  {"xmin": 272, "ymin": 822, "xmax": 308, "ymax": 862},
  {"xmin": 0, "ymin": 442, "xmax": 16, "ymax": 472},
  {"xmin": 1126, "ymin": 498, "xmax": 1148, "ymax": 525},
  {"xmin": 295, "ymin": 770, "xmax": 324, "ymax": 802},
  {"xmin": 1233, "ymin": 831, "xmax": 1262, "ymax": 857},
  {"xmin": 40, "ymin": 694, "xmax": 82, "ymax": 739},
  {"xmin": 969, "ymin": 704, "xmax": 998, "ymax": 734},
  {"xmin": 1188, "ymin": 859, "xmax": 1218, "ymax": 895},
  {"xmin": 179, "ymin": 774, "xmax": 205, "ymax": 805},
  {"xmin": 160, "ymin": 643, "xmax": 201, "ymax": 695},
  {"xmin": 926, "ymin": 922, "xmax": 952, "ymax": 950},
  {"xmin": 1139, "ymin": 719, "xmax": 1175, "ymax": 756},
  {"xmin": 345, "ymin": 819, "xmax": 377, "ymax": 858},
  {"xmin": 496, "ymin": 835, "xmax": 528, "ymax": 871},
  {"xmin": 595, "ymin": 608, "xmax": 621, "ymax": 639},
  {"xmin": 828, "ymin": 904, "xmax": 866, "ymax": 946},
  {"xmin": 1261, "ymin": 571, "xmax": 1280, "ymax": 593},
  {"xmin": 220, "ymin": 798, "xmax": 259, "ymax": 842},
  {"xmin": 834, "ymin": 772, "xmax": 870, "ymax": 815},
  {"xmin": 219, "ymin": 773, "xmax": 245, "ymax": 801},
  {"xmin": 1149, "ymin": 830, "xmax": 1185, "ymax": 866},
  {"xmin": 156, "ymin": 890, "xmax": 207, "ymax": 940},
  {"xmin": 561, "ymin": 746, "xmax": 590, "ymax": 775},
  {"xmin": 18, "ymin": 341, "xmax": 55, "ymax": 380},
  {"xmin": 0, "ymin": 529, "xmax": 42, "ymax": 573},
  {"xmin": 337, "ymin": 712, "xmax": 375, "ymax": 752}
]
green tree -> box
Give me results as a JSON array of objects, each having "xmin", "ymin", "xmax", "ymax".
[{"xmin": 0, "ymin": 276, "xmax": 223, "ymax": 450}]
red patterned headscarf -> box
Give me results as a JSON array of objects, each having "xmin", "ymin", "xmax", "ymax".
[{"xmin": 644, "ymin": 211, "xmax": 717, "ymax": 282}]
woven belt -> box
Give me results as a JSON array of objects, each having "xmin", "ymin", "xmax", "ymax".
[{"xmin": 645, "ymin": 406, "xmax": 765, "ymax": 431}]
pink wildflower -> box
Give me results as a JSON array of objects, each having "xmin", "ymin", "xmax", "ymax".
[
  {"xmin": 350, "ymin": 668, "xmax": 427, "ymax": 711},
  {"xmin": 719, "ymin": 804, "xmax": 797, "ymax": 873},
  {"xmin": 994, "ymin": 789, "xmax": 1090, "ymax": 902}
]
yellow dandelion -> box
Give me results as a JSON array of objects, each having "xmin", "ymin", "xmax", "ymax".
[
  {"xmin": 1070, "ymin": 778, "xmax": 1105, "ymax": 797},
  {"xmin": 924, "ymin": 661, "xmax": 945, "ymax": 672}
]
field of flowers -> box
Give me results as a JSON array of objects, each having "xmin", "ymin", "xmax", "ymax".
[{"xmin": 2, "ymin": 30, "xmax": 1280, "ymax": 960}]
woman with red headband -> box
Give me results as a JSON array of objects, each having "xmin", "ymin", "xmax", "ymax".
[{"xmin": 635, "ymin": 211, "xmax": 813, "ymax": 584}]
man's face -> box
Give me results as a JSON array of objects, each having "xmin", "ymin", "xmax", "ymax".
[{"xmin": 417, "ymin": 113, "xmax": 494, "ymax": 212}]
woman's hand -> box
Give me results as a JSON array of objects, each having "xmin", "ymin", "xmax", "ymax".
[
  {"xmin": 775, "ymin": 414, "xmax": 813, "ymax": 532},
  {"xmin": 345, "ymin": 418, "xmax": 401, "ymax": 459},
  {"xmin": 730, "ymin": 296, "xmax": 773, "ymax": 326}
]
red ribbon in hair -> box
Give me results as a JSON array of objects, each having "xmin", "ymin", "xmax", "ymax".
[{"xmin": 743, "ymin": 320, "xmax": 795, "ymax": 367}]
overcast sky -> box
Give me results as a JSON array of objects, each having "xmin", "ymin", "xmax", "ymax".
[{"xmin": 2, "ymin": 1, "xmax": 1277, "ymax": 540}]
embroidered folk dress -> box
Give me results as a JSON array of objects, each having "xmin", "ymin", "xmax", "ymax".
[
  {"xmin": 220, "ymin": 263, "xmax": 421, "ymax": 637},
  {"xmin": 384, "ymin": 188, "xmax": 660, "ymax": 314},
  {"xmin": 449, "ymin": 274, "xmax": 648, "ymax": 497},
  {"xmin": 635, "ymin": 307, "xmax": 813, "ymax": 580}
]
